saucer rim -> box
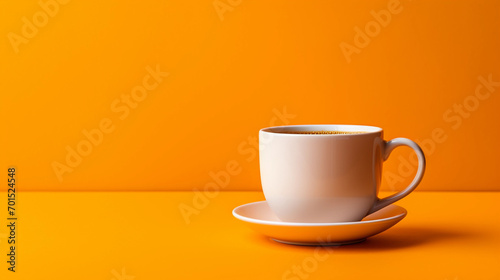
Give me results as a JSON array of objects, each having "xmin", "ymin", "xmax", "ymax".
[{"xmin": 232, "ymin": 201, "xmax": 407, "ymax": 227}]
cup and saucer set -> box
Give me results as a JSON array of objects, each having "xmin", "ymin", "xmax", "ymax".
[{"xmin": 233, "ymin": 125, "xmax": 426, "ymax": 246}]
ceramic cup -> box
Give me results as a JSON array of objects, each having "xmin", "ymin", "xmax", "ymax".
[{"xmin": 259, "ymin": 124, "xmax": 425, "ymax": 223}]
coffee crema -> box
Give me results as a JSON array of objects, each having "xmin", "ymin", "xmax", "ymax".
[{"xmin": 277, "ymin": 130, "xmax": 366, "ymax": 135}]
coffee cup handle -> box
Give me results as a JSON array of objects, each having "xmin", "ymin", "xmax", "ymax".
[{"xmin": 368, "ymin": 138, "xmax": 426, "ymax": 214}]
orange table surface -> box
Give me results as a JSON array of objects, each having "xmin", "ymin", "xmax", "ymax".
[{"xmin": 0, "ymin": 191, "xmax": 499, "ymax": 279}]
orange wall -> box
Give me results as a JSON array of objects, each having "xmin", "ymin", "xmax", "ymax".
[{"xmin": 1, "ymin": 0, "xmax": 499, "ymax": 191}]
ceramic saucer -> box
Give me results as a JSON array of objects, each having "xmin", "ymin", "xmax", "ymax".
[{"xmin": 232, "ymin": 201, "xmax": 407, "ymax": 246}]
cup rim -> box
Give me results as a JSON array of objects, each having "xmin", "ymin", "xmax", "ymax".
[{"xmin": 259, "ymin": 124, "xmax": 383, "ymax": 136}]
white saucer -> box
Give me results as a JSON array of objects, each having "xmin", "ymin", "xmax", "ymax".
[{"xmin": 233, "ymin": 201, "xmax": 407, "ymax": 246}]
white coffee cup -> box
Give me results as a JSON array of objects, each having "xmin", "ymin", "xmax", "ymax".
[{"xmin": 259, "ymin": 124, "xmax": 425, "ymax": 223}]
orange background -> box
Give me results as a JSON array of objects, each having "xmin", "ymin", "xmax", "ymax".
[{"xmin": 1, "ymin": 0, "xmax": 499, "ymax": 191}]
